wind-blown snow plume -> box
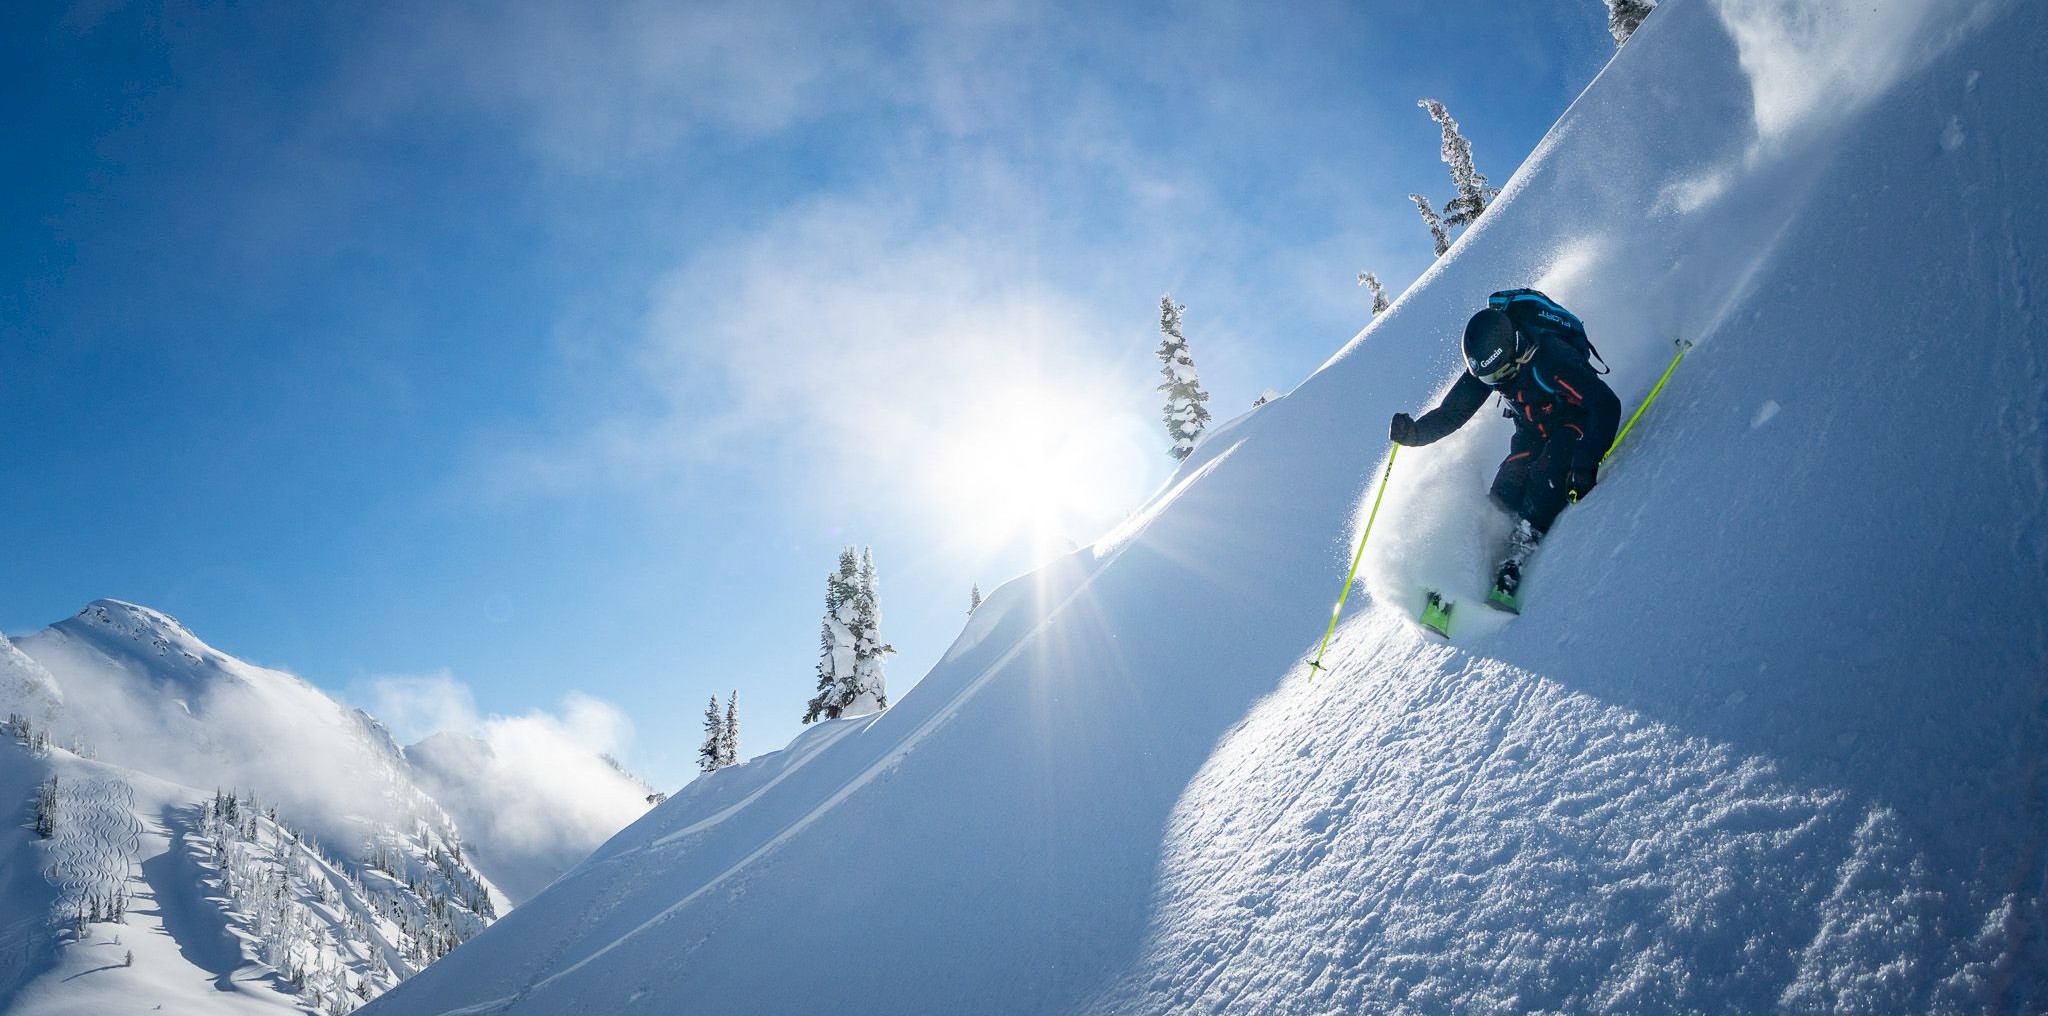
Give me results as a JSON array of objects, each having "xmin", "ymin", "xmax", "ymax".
[
  {"xmin": 0, "ymin": 634, "xmax": 62, "ymax": 729},
  {"xmin": 16, "ymin": 602, "xmax": 430, "ymax": 846}
]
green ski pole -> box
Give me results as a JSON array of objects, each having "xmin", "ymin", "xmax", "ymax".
[
  {"xmin": 1602, "ymin": 337, "xmax": 1694, "ymax": 465},
  {"xmin": 1307, "ymin": 442, "xmax": 1399, "ymax": 678}
]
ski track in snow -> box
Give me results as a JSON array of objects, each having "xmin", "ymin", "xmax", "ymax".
[
  {"xmin": 43, "ymin": 777, "xmax": 142, "ymax": 918},
  {"xmin": 645, "ymin": 718, "xmax": 865, "ymax": 851},
  {"xmin": 424, "ymin": 564, "xmax": 1123, "ymax": 1016}
]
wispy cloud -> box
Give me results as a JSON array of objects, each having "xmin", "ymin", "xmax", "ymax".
[
  {"xmin": 341, "ymin": 0, "xmax": 1104, "ymax": 172},
  {"xmin": 345, "ymin": 1, "xmax": 882, "ymax": 170},
  {"xmin": 368, "ymin": 0, "xmax": 1388, "ymax": 560},
  {"xmin": 483, "ymin": 191, "xmax": 1178, "ymax": 552}
]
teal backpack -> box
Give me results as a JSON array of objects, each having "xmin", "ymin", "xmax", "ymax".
[{"xmin": 1489, "ymin": 288, "xmax": 1609, "ymax": 374}]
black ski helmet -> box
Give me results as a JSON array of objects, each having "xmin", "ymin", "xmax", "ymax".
[{"xmin": 1463, "ymin": 308, "xmax": 1528, "ymax": 385}]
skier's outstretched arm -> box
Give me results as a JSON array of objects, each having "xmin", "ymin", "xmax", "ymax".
[{"xmin": 1391, "ymin": 373, "xmax": 1488, "ymax": 446}]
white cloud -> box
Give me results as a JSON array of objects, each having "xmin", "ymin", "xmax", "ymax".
[
  {"xmin": 355, "ymin": 672, "xmax": 653, "ymax": 902},
  {"xmin": 357, "ymin": 669, "xmax": 479, "ymax": 744}
]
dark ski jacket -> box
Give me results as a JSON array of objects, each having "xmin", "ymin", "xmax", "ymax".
[{"xmin": 1408, "ymin": 332, "xmax": 1622, "ymax": 471}]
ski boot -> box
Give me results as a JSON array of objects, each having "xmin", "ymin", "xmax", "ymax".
[
  {"xmin": 1419, "ymin": 590, "xmax": 1455, "ymax": 638},
  {"xmin": 1487, "ymin": 520, "xmax": 1540, "ymax": 614}
]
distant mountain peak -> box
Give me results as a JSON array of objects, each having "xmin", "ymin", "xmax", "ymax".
[
  {"xmin": 58, "ymin": 599, "xmax": 221, "ymax": 672},
  {"xmin": 76, "ymin": 598, "xmax": 199, "ymax": 640}
]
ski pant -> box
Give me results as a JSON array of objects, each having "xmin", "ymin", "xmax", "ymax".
[{"xmin": 1490, "ymin": 431, "xmax": 1594, "ymax": 535}]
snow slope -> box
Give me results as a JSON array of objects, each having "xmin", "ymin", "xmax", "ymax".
[
  {"xmin": 0, "ymin": 742, "xmax": 337, "ymax": 1015},
  {"xmin": 362, "ymin": 0, "xmax": 2047, "ymax": 1013},
  {"xmin": 0, "ymin": 736, "xmax": 504, "ymax": 1015},
  {"xmin": 0, "ymin": 634, "xmax": 62, "ymax": 730}
]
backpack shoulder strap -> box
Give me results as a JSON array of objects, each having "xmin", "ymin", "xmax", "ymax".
[{"xmin": 1582, "ymin": 338, "xmax": 1612, "ymax": 375}]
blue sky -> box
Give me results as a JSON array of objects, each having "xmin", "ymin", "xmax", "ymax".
[{"xmin": 2, "ymin": 0, "xmax": 1612, "ymax": 787}]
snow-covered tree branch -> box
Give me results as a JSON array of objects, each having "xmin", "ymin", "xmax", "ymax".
[
  {"xmin": 1606, "ymin": 0, "xmax": 1656, "ymax": 44},
  {"xmin": 1358, "ymin": 272, "xmax": 1391, "ymax": 314}
]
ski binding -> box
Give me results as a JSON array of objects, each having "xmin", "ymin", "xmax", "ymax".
[{"xmin": 1486, "ymin": 582, "xmax": 1521, "ymax": 614}]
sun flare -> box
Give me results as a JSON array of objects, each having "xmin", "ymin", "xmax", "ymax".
[{"xmin": 923, "ymin": 387, "xmax": 1155, "ymax": 561}]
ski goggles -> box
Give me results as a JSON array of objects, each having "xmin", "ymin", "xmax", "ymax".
[{"xmin": 1471, "ymin": 338, "xmax": 1535, "ymax": 385}]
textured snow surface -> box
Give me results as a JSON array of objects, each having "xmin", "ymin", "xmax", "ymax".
[
  {"xmin": 0, "ymin": 745, "xmax": 323, "ymax": 1016},
  {"xmin": 364, "ymin": 1, "xmax": 2047, "ymax": 1013}
]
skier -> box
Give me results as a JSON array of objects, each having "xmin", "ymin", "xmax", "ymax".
[{"xmin": 1388, "ymin": 289, "xmax": 1621, "ymax": 609}]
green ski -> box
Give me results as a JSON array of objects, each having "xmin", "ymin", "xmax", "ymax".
[
  {"xmin": 1486, "ymin": 582, "xmax": 1521, "ymax": 614},
  {"xmin": 1419, "ymin": 590, "xmax": 1455, "ymax": 638}
]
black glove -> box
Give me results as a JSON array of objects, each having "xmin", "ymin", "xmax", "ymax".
[
  {"xmin": 1566, "ymin": 460, "xmax": 1598, "ymax": 500},
  {"xmin": 1389, "ymin": 412, "xmax": 1417, "ymax": 445}
]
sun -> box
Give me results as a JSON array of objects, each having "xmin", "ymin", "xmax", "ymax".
[{"xmin": 922, "ymin": 386, "xmax": 1154, "ymax": 562}]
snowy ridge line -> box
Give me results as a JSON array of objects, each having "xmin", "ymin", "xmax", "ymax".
[
  {"xmin": 1096, "ymin": 440, "xmax": 1239, "ymax": 556},
  {"xmin": 646, "ymin": 718, "xmax": 865, "ymax": 850},
  {"xmin": 420, "ymin": 564, "xmax": 1119, "ymax": 1016}
]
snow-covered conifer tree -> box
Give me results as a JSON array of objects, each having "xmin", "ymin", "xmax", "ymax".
[
  {"xmin": 1155, "ymin": 295, "xmax": 1211, "ymax": 460},
  {"xmin": 847, "ymin": 548, "xmax": 892, "ymax": 713},
  {"xmin": 804, "ymin": 547, "xmax": 894, "ymax": 722},
  {"xmin": 803, "ymin": 556, "xmax": 857, "ymax": 724},
  {"xmin": 969, "ymin": 584, "xmax": 982, "ymax": 614},
  {"xmin": 36, "ymin": 775, "xmax": 57, "ymax": 838},
  {"xmin": 1419, "ymin": 99, "xmax": 1500, "ymax": 231},
  {"xmin": 1409, "ymin": 194, "xmax": 1450, "ymax": 257},
  {"xmin": 698, "ymin": 696, "xmax": 722, "ymax": 772},
  {"xmin": 1606, "ymin": 0, "xmax": 1656, "ymax": 44},
  {"xmin": 1358, "ymin": 271, "xmax": 1391, "ymax": 314},
  {"xmin": 719, "ymin": 691, "xmax": 739, "ymax": 766}
]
